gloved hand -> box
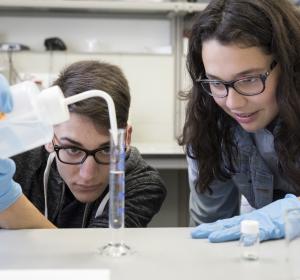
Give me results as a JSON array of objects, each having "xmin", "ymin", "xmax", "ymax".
[
  {"xmin": 191, "ymin": 194, "xmax": 300, "ymax": 242},
  {"xmin": 0, "ymin": 159, "xmax": 22, "ymax": 212},
  {"xmin": 0, "ymin": 74, "xmax": 22, "ymax": 212}
]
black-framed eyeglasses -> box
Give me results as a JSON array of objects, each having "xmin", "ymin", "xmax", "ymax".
[
  {"xmin": 53, "ymin": 144, "xmax": 110, "ymax": 165},
  {"xmin": 197, "ymin": 60, "xmax": 278, "ymax": 98}
]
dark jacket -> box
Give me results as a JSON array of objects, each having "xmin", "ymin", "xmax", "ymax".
[{"xmin": 12, "ymin": 146, "xmax": 166, "ymax": 228}]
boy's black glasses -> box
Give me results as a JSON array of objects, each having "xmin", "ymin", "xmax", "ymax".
[
  {"xmin": 197, "ymin": 60, "xmax": 277, "ymax": 98},
  {"xmin": 53, "ymin": 143, "xmax": 110, "ymax": 165}
]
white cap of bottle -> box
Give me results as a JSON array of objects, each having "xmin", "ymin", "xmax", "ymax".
[
  {"xmin": 240, "ymin": 220, "xmax": 259, "ymax": 235},
  {"xmin": 35, "ymin": 85, "xmax": 70, "ymax": 125}
]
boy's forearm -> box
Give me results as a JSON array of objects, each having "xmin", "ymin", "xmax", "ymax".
[{"xmin": 0, "ymin": 194, "xmax": 56, "ymax": 229}]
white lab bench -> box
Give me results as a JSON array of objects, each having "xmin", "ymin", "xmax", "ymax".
[
  {"xmin": 135, "ymin": 142, "xmax": 187, "ymax": 169},
  {"xmin": 0, "ymin": 227, "xmax": 290, "ymax": 280}
]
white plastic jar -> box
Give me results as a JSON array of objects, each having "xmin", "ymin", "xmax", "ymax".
[{"xmin": 239, "ymin": 220, "xmax": 260, "ymax": 261}]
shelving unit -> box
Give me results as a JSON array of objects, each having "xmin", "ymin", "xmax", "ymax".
[
  {"xmin": 0, "ymin": 0, "xmax": 208, "ymax": 143},
  {"xmin": 0, "ymin": 1, "xmax": 206, "ymax": 14},
  {"xmin": 0, "ymin": 0, "xmax": 208, "ymax": 227}
]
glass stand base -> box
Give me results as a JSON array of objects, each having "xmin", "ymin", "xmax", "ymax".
[{"xmin": 99, "ymin": 242, "xmax": 132, "ymax": 257}]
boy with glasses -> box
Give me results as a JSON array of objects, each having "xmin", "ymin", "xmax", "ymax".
[
  {"xmin": 179, "ymin": 0, "xmax": 300, "ymax": 242},
  {"xmin": 0, "ymin": 60, "xmax": 166, "ymax": 228}
]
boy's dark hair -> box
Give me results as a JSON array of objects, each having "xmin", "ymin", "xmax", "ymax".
[
  {"xmin": 53, "ymin": 60, "xmax": 130, "ymax": 130},
  {"xmin": 179, "ymin": 0, "xmax": 300, "ymax": 193}
]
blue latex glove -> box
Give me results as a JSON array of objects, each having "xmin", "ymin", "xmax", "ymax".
[
  {"xmin": 0, "ymin": 74, "xmax": 22, "ymax": 212},
  {"xmin": 0, "ymin": 159, "xmax": 22, "ymax": 212},
  {"xmin": 0, "ymin": 74, "xmax": 13, "ymax": 113},
  {"xmin": 191, "ymin": 194, "xmax": 300, "ymax": 242}
]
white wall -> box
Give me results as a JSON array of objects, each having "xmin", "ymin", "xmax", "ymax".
[{"xmin": 0, "ymin": 15, "xmax": 171, "ymax": 53}]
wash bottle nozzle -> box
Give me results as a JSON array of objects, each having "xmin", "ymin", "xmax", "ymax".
[{"xmin": 0, "ymin": 81, "xmax": 118, "ymax": 159}]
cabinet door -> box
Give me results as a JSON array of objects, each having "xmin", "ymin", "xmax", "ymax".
[{"xmin": 120, "ymin": 54, "xmax": 174, "ymax": 143}]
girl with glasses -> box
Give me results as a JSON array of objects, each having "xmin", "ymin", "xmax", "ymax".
[{"xmin": 179, "ymin": 0, "xmax": 300, "ymax": 242}]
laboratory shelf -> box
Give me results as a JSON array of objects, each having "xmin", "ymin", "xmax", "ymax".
[{"xmin": 0, "ymin": 0, "xmax": 207, "ymax": 15}]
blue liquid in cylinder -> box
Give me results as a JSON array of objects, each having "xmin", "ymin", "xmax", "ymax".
[{"xmin": 109, "ymin": 170, "xmax": 125, "ymax": 229}]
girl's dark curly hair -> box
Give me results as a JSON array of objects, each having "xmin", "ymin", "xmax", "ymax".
[{"xmin": 179, "ymin": 0, "xmax": 300, "ymax": 193}]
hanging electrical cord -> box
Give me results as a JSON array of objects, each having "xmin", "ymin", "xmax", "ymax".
[
  {"xmin": 0, "ymin": 43, "xmax": 30, "ymax": 84},
  {"xmin": 7, "ymin": 49, "xmax": 23, "ymax": 84}
]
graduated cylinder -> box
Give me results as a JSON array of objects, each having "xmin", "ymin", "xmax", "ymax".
[{"xmin": 109, "ymin": 128, "xmax": 126, "ymax": 229}]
